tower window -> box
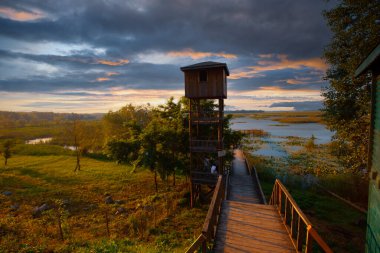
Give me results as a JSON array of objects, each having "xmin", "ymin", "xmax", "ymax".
[{"xmin": 199, "ymin": 70, "xmax": 207, "ymax": 82}]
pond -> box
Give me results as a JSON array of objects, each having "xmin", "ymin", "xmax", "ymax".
[
  {"xmin": 231, "ymin": 117, "xmax": 334, "ymax": 158},
  {"xmin": 25, "ymin": 137, "xmax": 52, "ymax": 144}
]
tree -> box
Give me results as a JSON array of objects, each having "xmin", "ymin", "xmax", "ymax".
[
  {"xmin": 138, "ymin": 118, "xmax": 162, "ymax": 192},
  {"xmin": 1, "ymin": 140, "xmax": 13, "ymax": 166},
  {"xmin": 322, "ymin": 0, "xmax": 380, "ymax": 172},
  {"xmin": 103, "ymin": 104, "xmax": 151, "ymax": 164}
]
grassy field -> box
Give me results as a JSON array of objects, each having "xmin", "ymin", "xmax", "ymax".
[
  {"xmin": 0, "ymin": 155, "xmax": 206, "ymax": 252},
  {"xmin": 231, "ymin": 111, "xmax": 324, "ymax": 124},
  {"xmin": 246, "ymin": 153, "xmax": 366, "ymax": 253}
]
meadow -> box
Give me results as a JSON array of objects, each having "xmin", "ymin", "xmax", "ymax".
[
  {"xmin": 0, "ymin": 152, "xmax": 206, "ymax": 252},
  {"xmin": 231, "ymin": 110, "xmax": 324, "ymax": 124}
]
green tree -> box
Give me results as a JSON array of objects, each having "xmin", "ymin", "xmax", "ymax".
[
  {"xmin": 322, "ymin": 0, "xmax": 380, "ymax": 172},
  {"xmin": 1, "ymin": 140, "xmax": 13, "ymax": 166}
]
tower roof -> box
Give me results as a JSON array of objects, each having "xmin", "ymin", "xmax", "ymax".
[{"xmin": 180, "ymin": 61, "xmax": 229, "ymax": 76}]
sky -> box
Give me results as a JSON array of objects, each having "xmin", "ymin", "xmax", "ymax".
[{"xmin": 0, "ymin": 0, "xmax": 336, "ymax": 113}]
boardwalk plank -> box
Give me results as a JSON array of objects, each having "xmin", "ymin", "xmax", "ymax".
[{"xmin": 213, "ymin": 150, "xmax": 295, "ymax": 252}]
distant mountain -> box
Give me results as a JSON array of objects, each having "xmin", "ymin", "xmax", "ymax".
[{"xmin": 225, "ymin": 110, "xmax": 265, "ymax": 114}]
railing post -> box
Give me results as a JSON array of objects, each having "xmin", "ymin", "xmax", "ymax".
[
  {"xmin": 284, "ymin": 197, "xmax": 288, "ymax": 225},
  {"xmin": 296, "ymin": 216, "xmax": 304, "ymax": 251},
  {"xmin": 278, "ymin": 184, "xmax": 282, "ymax": 215},
  {"xmin": 290, "ymin": 207, "xmax": 296, "ymax": 238},
  {"xmin": 202, "ymin": 240, "xmax": 207, "ymax": 252},
  {"xmin": 305, "ymin": 225, "xmax": 313, "ymax": 253}
]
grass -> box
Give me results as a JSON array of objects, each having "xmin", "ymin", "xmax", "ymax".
[
  {"xmin": 0, "ymin": 125, "xmax": 64, "ymax": 140},
  {"xmin": 246, "ymin": 153, "xmax": 366, "ymax": 253},
  {"xmin": 231, "ymin": 111, "xmax": 324, "ymax": 124},
  {"xmin": 0, "ymin": 155, "xmax": 207, "ymax": 252}
]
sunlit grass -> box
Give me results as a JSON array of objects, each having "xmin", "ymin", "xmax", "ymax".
[
  {"xmin": 230, "ymin": 111, "xmax": 324, "ymax": 124},
  {"xmin": 0, "ymin": 155, "xmax": 206, "ymax": 252}
]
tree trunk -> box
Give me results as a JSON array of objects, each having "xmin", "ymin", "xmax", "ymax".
[
  {"xmin": 172, "ymin": 171, "xmax": 175, "ymax": 186},
  {"xmin": 74, "ymin": 150, "xmax": 81, "ymax": 172},
  {"xmin": 4, "ymin": 158, "xmax": 7, "ymax": 166},
  {"xmin": 154, "ymin": 168, "xmax": 158, "ymax": 192}
]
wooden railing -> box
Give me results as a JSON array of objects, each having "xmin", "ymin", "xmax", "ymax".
[
  {"xmin": 190, "ymin": 140, "xmax": 219, "ymax": 152},
  {"xmin": 243, "ymin": 151, "xmax": 266, "ymax": 204},
  {"xmin": 185, "ymin": 175, "xmax": 225, "ymax": 253},
  {"xmin": 270, "ymin": 179, "xmax": 333, "ymax": 253}
]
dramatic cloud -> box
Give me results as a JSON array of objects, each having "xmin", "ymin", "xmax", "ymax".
[
  {"xmin": 97, "ymin": 59, "xmax": 130, "ymax": 66},
  {"xmin": 167, "ymin": 49, "xmax": 237, "ymax": 60},
  {"xmin": 0, "ymin": 7, "xmax": 45, "ymax": 21},
  {"xmin": 0, "ymin": 0, "xmax": 336, "ymax": 112}
]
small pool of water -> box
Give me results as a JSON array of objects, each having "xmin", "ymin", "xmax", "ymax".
[{"xmin": 26, "ymin": 137, "xmax": 52, "ymax": 144}]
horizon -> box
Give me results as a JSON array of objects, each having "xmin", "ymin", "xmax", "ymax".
[{"xmin": 0, "ymin": 0, "xmax": 336, "ymax": 113}]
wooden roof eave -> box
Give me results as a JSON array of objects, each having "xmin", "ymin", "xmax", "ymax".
[{"xmin": 355, "ymin": 43, "xmax": 380, "ymax": 77}]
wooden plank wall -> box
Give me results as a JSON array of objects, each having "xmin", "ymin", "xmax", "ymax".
[{"xmin": 184, "ymin": 68, "xmax": 226, "ymax": 98}]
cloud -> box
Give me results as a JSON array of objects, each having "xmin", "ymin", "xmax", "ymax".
[
  {"xmin": 230, "ymin": 54, "xmax": 327, "ymax": 80},
  {"xmin": 0, "ymin": 0, "xmax": 336, "ymax": 112},
  {"xmin": 0, "ymin": 7, "xmax": 45, "ymax": 21},
  {"xmin": 95, "ymin": 77, "xmax": 110, "ymax": 82},
  {"xmin": 167, "ymin": 48, "xmax": 237, "ymax": 59},
  {"xmin": 106, "ymin": 72, "xmax": 119, "ymax": 76},
  {"xmin": 97, "ymin": 59, "xmax": 129, "ymax": 66}
]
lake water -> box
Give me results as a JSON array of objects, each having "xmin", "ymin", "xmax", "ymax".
[
  {"xmin": 25, "ymin": 137, "xmax": 52, "ymax": 144},
  {"xmin": 231, "ymin": 117, "xmax": 333, "ymax": 157}
]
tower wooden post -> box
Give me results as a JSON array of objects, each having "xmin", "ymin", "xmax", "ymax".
[{"xmin": 180, "ymin": 61, "xmax": 229, "ymax": 207}]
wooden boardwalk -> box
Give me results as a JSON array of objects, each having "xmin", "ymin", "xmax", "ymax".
[
  {"xmin": 213, "ymin": 150, "xmax": 296, "ymax": 252},
  {"xmin": 228, "ymin": 150, "xmax": 263, "ymax": 204}
]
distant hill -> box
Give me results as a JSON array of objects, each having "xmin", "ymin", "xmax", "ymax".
[
  {"xmin": 0, "ymin": 111, "xmax": 104, "ymax": 128},
  {"xmin": 226, "ymin": 110, "xmax": 265, "ymax": 114}
]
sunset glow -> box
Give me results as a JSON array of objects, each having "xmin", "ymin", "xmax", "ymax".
[{"xmin": 0, "ymin": 0, "xmax": 334, "ymax": 112}]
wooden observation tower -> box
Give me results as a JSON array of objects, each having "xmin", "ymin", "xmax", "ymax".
[{"xmin": 180, "ymin": 61, "xmax": 229, "ymax": 207}]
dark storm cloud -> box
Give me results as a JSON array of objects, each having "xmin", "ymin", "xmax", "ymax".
[
  {"xmin": 0, "ymin": 0, "xmax": 334, "ymax": 95},
  {"xmin": 0, "ymin": 0, "xmax": 333, "ymax": 56},
  {"xmin": 269, "ymin": 101, "xmax": 323, "ymax": 111}
]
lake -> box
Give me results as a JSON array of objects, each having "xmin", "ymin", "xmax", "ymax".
[{"xmin": 231, "ymin": 117, "xmax": 333, "ymax": 157}]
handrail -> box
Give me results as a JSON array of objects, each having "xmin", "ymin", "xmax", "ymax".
[
  {"xmin": 269, "ymin": 179, "xmax": 333, "ymax": 253},
  {"xmin": 243, "ymin": 151, "xmax": 266, "ymax": 204},
  {"xmin": 185, "ymin": 175, "xmax": 225, "ymax": 253}
]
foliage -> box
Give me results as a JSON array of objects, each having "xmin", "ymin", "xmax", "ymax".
[
  {"xmin": 104, "ymin": 97, "xmax": 242, "ymax": 190},
  {"xmin": 322, "ymin": 0, "xmax": 380, "ymax": 172}
]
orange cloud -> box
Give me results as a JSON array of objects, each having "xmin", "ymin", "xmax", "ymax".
[
  {"xmin": 167, "ymin": 48, "xmax": 237, "ymax": 59},
  {"xmin": 106, "ymin": 72, "xmax": 120, "ymax": 76},
  {"xmin": 0, "ymin": 7, "xmax": 45, "ymax": 21},
  {"xmin": 96, "ymin": 77, "xmax": 110, "ymax": 82},
  {"xmin": 230, "ymin": 54, "xmax": 327, "ymax": 80},
  {"xmin": 284, "ymin": 77, "xmax": 324, "ymax": 85},
  {"xmin": 97, "ymin": 59, "xmax": 129, "ymax": 66}
]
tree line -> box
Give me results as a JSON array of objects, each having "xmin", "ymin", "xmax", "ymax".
[{"xmin": 52, "ymin": 97, "xmax": 243, "ymax": 191}]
